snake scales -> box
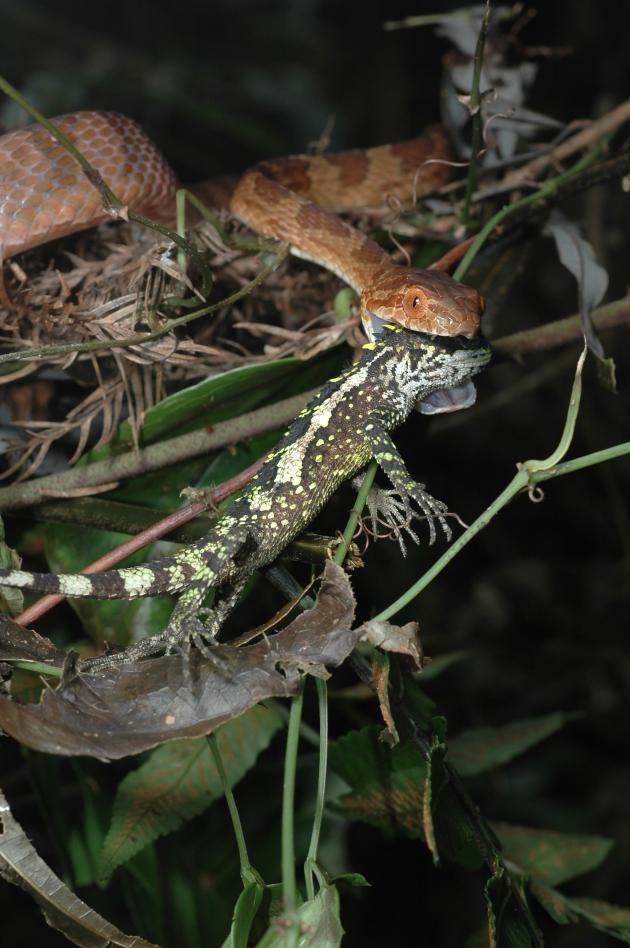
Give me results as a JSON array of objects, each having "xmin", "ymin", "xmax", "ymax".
[{"xmin": 0, "ymin": 110, "xmax": 484, "ymax": 343}]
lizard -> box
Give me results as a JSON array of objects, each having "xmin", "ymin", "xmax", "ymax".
[{"xmin": 0, "ymin": 324, "xmax": 491, "ymax": 667}]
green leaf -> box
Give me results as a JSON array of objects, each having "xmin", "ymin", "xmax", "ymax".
[
  {"xmin": 329, "ymin": 725, "xmax": 485, "ymax": 869},
  {"xmin": 328, "ymin": 726, "xmax": 426, "ymax": 837},
  {"xmin": 419, "ymin": 650, "xmax": 471, "ymax": 681},
  {"xmin": 400, "ymin": 672, "xmax": 435, "ymax": 731},
  {"xmin": 421, "ymin": 740, "xmax": 440, "ymax": 862},
  {"xmin": 570, "ymin": 896, "xmax": 630, "ymax": 935},
  {"xmin": 449, "ymin": 712, "xmax": 575, "ymax": 776},
  {"xmin": 424, "ymin": 742, "xmax": 486, "ymax": 871},
  {"xmin": 222, "ymin": 881, "xmax": 265, "ymax": 948},
  {"xmin": 296, "ymin": 883, "xmax": 344, "ymax": 947},
  {"xmin": 495, "ymin": 821, "xmax": 613, "ymax": 887},
  {"xmin": 91, "ymin": 360, "xmax": 300, "ymax": 456},
  {"xmin": 88, "ymin": 345, "xmax": 346, "ymax": 456},
  {"xmin": 98, "ymin": 704, "xmax": 283, "ymax": 879},
  {"xmin": 485, "ymin": 869, "xmax": 543, "ymax": 948},
  {"xmin": 531, "ymin": 883, "xmax": 630, "ymax": 942},
  {"xmin": 329, "ymin": 872, "xmax": 370, "ymax": 889},
  {"xmin": 260, "ymin": 883, "xmax": 344, "ymax": 947}
]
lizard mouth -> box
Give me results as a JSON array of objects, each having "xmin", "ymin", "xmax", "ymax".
[
  {"xmin": 416, "ymin": 379, "xmax": 479, "ymax": 415},
  {"xmin": 413, "ymin": 331, "xmax": 492, "ymax": 416}
]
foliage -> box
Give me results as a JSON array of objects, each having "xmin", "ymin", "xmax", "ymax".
[{"xmin": 0, "ymin": 4, "xmax": 629, "ymax": 947}]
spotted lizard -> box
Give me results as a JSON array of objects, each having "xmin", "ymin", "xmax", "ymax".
[{"xmin": 0, "ymin": 325, "xmax": 491, "ymax": 666}]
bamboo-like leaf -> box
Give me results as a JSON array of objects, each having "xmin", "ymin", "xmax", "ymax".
[{"xmin": 531, "ymin": 882, "xmax": 630, "ymax": 943}]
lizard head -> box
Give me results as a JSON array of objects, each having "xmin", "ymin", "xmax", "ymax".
[{"xmin": 367, "ymin": 323, "xmax": 492, "ymax": 414}]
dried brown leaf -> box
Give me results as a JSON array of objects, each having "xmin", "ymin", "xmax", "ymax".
[
  {"xmin": 0, "ymin": 561, "xmax": 356, "ymax": 759},
  {"xmin": 0, "ymin": 788, "xmax": 158, "ymax": 947},
  {"xmin": 359, "ymin": 619, "xmax": 425, "ymax": 671}
]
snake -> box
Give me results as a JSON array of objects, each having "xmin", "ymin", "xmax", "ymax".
[{"xmin": 0, "ymin": 110, "xmax": 484, "ymax": 352}]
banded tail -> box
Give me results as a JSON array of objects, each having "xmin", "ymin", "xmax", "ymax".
[{"xmin": 0, "ymin": 542, "xmax": 210, "ymax": 601}]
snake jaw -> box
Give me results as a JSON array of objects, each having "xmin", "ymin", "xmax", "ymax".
[{"xmin": 360, "ymin": 266, "xmax": 485, "ymax": 340}]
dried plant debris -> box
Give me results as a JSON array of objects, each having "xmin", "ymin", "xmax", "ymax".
[
  {"xmin": 0, "ymin": 787, "xmax": 158, "ymax": 948},
  {"xmin": 1, "ymin": 359, "xmax": 162, "ymax": 483},
  {"xmin": 0, "ymin": 217, "xmax": 343, "ymax": 366},
  {"xmin": 359, "ymin": 619, "xmax": 425, "ymax": 670},
  {"xmin": 0, "ymin": 212, "xmax": 346, "ymax": 479},
  {"xmin": 0, "ymin": 615, "xmax": 67, "ymax": 668},
  {"xmin": 0, "ymin": 561, "xmax": 357, "ymax": 759}
]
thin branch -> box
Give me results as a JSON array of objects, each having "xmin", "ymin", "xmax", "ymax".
[
  {"xmin": 14, "ymin": 457, "xmax": 265, "ymax": 626},
  {"xmin": 493, "ymin": 295, "xmax": 630, "ymax": 357},
  {"xmin": 500, "ymin": 97, "xmax": 630, "ymax": 188},
  {"xmin": 461, "ymin": 0, "xmax": 491, "ymax": 225},
  {"xmin": 0, "ymin": 387, "xmax": 316, "ymax": 511}
]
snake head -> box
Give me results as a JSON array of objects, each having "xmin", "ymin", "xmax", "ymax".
[{"xmin": 360, "ymin": 267, "xmax": 485, "ymax": 341}]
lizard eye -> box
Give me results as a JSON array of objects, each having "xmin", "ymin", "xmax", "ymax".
[{"xmin": 402, "ymin": 287, "xmax": 428, "ymax": 326}]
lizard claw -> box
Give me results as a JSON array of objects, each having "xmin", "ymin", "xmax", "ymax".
[
  {"xmin": 352, "ymin": 478, "xmax": 451, "ymax": 551},
  {"xmin": 353, "ymin": 478, "xmax": 420, "ymax": 555},
  {"xmin": 405, "ymin": 483, "xmax": 451, "ymax": 545}
]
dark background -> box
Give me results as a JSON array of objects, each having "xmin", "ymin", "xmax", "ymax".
[{"xmin": 0, "ymin": 1, "xmax": 629, "ymax": 946}]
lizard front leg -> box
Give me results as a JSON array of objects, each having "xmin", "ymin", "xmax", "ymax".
[{"xmin": 361, "ymin": 413, "xmax": 451, "ymax": 544}]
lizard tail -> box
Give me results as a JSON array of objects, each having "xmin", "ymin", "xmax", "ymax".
[{"xmin": 0, "ymin": 544, "xmax": 208, "ymax": 601}]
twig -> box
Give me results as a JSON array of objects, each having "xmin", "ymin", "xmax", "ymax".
[
  {"xmin": 461, "ymin": 0, "xmax": 491, "ymax": 225},
  {"xmin": 0, "ymin": 387, "xmax": 316, "ymax": 511},
  {"xmin": 493, "ymin": 295, "xmax": 630, "ymax": 357},
  {"xmin": 500, "ymin": 98, "xmax": 630, "ymax": 188},
  {"xmin": 13, "ymin": 456, "xmax": 266, "ymax": 626},
  {"xmin": 0, "ymin": 245, "xmax": 290, "ymax": 367}
]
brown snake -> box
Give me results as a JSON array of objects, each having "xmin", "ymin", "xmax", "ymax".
[{"xmin": 0, "ymin": 110, "xmax": 484, "ymax": 343}]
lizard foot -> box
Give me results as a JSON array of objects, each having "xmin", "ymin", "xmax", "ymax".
[
  {"xmin": 352, "ymin": 478, "xmax": 420, "ymax": 556},
  {"xmin": 404, "ymin": 481, "xmax": 451, "ymax": 545}
]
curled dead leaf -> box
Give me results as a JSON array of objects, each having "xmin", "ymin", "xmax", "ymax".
[{"xmin": 0, "ymin": 561, "xmax": 356, "ymax": 759}]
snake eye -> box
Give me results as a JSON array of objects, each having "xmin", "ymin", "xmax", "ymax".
[{"xmin": 402, "ymin": 287, "xmax": 428, "ymax": 326}]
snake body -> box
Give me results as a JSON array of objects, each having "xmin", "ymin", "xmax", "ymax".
[{"xmin": 0, "ymin": 110, "xmax": 483, "ymax": 338}]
